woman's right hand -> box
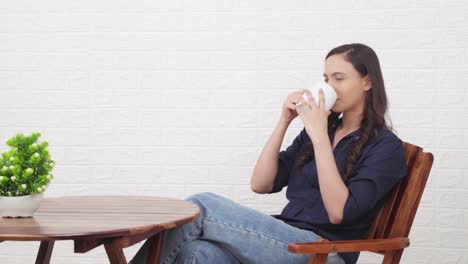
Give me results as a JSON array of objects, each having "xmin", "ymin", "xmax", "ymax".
[{"xmin": 280, "ymin": 89, "xmax": 308, "ymax": 124}]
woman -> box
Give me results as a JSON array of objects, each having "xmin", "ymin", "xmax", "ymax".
[{"xmin": 129, "ymin": 43, "xmax": 407, "ymax": 264}]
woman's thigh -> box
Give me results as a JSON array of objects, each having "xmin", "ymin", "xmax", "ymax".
[
  {"xmin": 175, "ymin": 239, "xmax": 240, "ymax": 264},
  {"xmin": 187, "ymin": 192, "xmax": 344, "ymax": 264}
]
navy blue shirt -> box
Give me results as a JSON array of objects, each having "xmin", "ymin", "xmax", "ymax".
[{"xmin": 270, "ymin": 118, "xmax": 407, "ymax": 264}]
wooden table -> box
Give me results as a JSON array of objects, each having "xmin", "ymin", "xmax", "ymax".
[{"xmin": 0, "ymin": 196, "xmax": 200, "ymax": 264}]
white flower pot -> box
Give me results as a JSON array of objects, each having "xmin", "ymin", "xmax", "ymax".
[{"xmin": 0, "ymin": 193, "xmax": 44, "ymax": 218}]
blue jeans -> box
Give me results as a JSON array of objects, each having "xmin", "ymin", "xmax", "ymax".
[{"xmin": 129, "ymin": 192, "xmax": 345, "ymax": 264}]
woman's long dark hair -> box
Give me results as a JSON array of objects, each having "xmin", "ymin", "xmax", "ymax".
[{"xmin": 296, "ymin": 43, "xmax": 392, "ymax": 182}]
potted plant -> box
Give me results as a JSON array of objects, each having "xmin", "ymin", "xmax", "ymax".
[{"xmin": 0, "ymin": 132, "xmax": 55, "ymax": 218}]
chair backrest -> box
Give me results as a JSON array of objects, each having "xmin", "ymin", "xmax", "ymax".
[{"xmin": 366, "ymin": 142, "xmax": 434, "ymax": 240}]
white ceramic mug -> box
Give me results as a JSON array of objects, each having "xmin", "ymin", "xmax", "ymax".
[{"xmin": 301, "ymin": 81, "xmax": 337, "ymax": 112}]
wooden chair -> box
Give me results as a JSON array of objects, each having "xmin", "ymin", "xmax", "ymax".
[{"xmin": 288, "ymin": 142, "xmax": 434, "ymax": 264}]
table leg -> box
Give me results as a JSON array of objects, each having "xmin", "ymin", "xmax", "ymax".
[
  {"xmin": 145, "ymin": 231, "xmax": 165, "ymax": 264},
  {"xmin": 104, "ymin": 242, "xmax": 128, "ymax": 264},
  {"xmin": 35, "ymin": 241, "xmax": 55, "ymax": 264}
]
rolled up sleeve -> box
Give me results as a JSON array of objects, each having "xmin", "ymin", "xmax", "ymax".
[
  {"xmin": 341, "ymin": 134, "xmax": 407, "ymax": 224},
  {"xmin": 269, "ymin": 128, "xmax": 309, "ymax": 193}
]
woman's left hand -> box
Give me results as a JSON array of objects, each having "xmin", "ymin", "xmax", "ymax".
[{"xmin": 296, "ymin": 89, "xmax": 331, "ymax": 144}]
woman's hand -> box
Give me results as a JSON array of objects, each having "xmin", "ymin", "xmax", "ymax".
[
  {"xmin": 296, "ymin": 89, "xmax": 331, "ymax": 144},
  {"xmin": 280, "ymin": 89, "xmax": 309, "ymax": 124}
]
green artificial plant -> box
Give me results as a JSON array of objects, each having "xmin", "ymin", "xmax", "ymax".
[{"xmin": 0, "ymin": 132, "xmax": 54, "ymax": 197}]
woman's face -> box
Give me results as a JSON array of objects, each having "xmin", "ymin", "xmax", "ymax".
[{"xmin": 323, "ymin": 54, "xmax": 371, "ymax": 114}]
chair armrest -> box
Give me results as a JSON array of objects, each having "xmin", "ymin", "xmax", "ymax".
[{"xmin": 288, "ymin": 237, "xmax": 410, "ymax": 254}]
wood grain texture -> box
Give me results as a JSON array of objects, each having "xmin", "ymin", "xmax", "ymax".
[
  {"xmin": 1, "ymin": 196, "xmax": 199, "ymax": 264},
  {"xmin": 0, "ymin": 196, "xmax": 199, "ymax": 241}
]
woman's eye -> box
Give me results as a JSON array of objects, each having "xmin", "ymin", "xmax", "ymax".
[
  {"xmin": 324, "ymin": 79, "xmax": 329, "ymax": 83},
  {"xmin": 335, "ymin": 78, "xmax": 344, "ymax": 81}
]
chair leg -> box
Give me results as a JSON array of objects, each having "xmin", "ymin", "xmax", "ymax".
[
  {"xmin": 35, "ymin": 241, "xmax": 55, "ymax": 264},
  {"xmin": 308, "ymin": 253, "xmax": 328, "ymax": 264},
  {"xmin": 383, "ymin": 249, "xmax": 403, "ymax": 264},
  {"xmin": 145, "ymin": 231, "xmax": 165, "ymax": 264}
]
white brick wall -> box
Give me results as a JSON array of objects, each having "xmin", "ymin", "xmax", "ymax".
[{"xmin": 0, "ymin": 1, "xmax": 467, "ymax": 263}]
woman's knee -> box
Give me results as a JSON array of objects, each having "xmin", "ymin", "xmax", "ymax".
[{"xmin": 185, "ymin": 192, "xmax": 224, "ymax": 210}]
